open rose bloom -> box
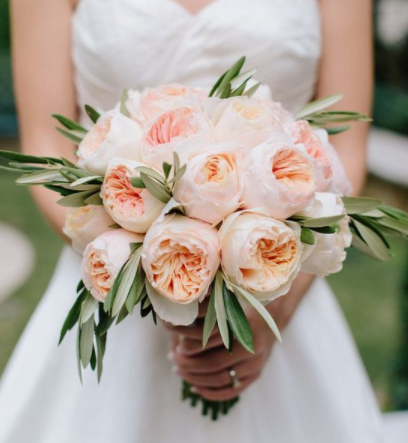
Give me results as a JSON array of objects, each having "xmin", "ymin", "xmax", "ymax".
[{"xmin": 34, "ymin": 59, "xmax": 404, "ymax": 411}]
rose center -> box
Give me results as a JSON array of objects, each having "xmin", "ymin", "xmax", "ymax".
[
  {"xmin": 104, "ymin": 166, "xmax": 145, "ymax": 217},
  {"xmin": 201, "ymin": 154, "xmax": 232, "ymax": 183},
  {"xmin": 89, "ymin": 251, "xmax": 112, "ymax": 296},
  {"xmin": 233, "ymin": 101, "xmax": 263, "ymax": 120},
  {"xmin": 272, "ymin": 148, "xmax": 313, "ymax": 187},
  {"xmin": 151, "ymin": 239, "xmax": 208, "ymax": 302},
  {"xmin": 145, "ymin": 108, "xmax": 198, "ymax": 147}
]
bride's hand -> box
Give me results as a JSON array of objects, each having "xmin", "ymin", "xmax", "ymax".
[
  {"xmin": 163, "ymin": 273, "xmax": 315, "ymax": 401},
  {"xmin": 166, "ymin": 303, "xmax": 275, "ymax": 401}
]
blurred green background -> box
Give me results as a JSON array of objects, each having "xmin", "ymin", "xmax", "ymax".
[{"xmin": 0, "ymin": 0, "xmax": 408, "ymax": 411}]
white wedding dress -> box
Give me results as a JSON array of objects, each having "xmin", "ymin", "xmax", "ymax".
[{"xmin": 0, "ymin": 0, "xmax": 404, "ymax": 441}]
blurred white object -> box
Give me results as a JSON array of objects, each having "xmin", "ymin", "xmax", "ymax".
[
  {"xmin": 368, "ymin": 127, "xmax": 408, "ymax": 187},
  {"xmin": 384, "ymin": 412, "xmax": 408, "ymax": 442},
  {"xmin": 0, "ymin": 223, "xmax": 35, "ymax": 303},
  {"xmin": 378, "ymin": 0, "xmax": 408, "ymax": 45}
]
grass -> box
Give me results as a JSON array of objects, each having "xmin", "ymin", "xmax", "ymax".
[
  {"xmin": 0, "ymin": 143, "xmax": 407, "ymax": 409},
  {"xmin": 0, "ymin": 138, "xmax": 62, "ymax": 373}
]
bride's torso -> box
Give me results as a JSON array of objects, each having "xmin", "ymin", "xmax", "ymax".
[
  {"xmin": 69, "ymin": 0, "xmax": 322, "ymax": 327},
  {"xmin": 72, "ymin": 0, "xmax": 321, "ymax": 114}
]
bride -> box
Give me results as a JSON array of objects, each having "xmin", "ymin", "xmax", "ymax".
[{"xmin": 0, "ymin": 0, "xmax": 395, "ymax": 441}]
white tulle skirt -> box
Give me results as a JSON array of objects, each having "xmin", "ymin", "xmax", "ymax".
[{"xmin": 0, "ymin": 247, "xmax": 400, "ymax": 442}]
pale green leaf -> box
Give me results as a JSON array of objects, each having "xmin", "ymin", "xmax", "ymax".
[
  {"xmin": 342, "ymin": 196, "xmax": 382, "ymax": 215},
  {"xmin": 84, "ymin": 192, "xmax": 103, "ymax": 205},
  {"xmin": 80, "ymin": 314, "xmax": 95, "ymax": 368},
  {"xmin": 232, "ymin": 284, "xmax": 282, "ymax": 342},
  {"xmin": 96, "ymin": 333, "xmax": 107, "ymax": 382},
  {"xmin": 52, "ymin": 114, "xmax": 87, "ymax": 133},
  {"xmin": 167, "ymin": 164, "xmax": 187, "ymax": 185},
  {"xmin": 135, "ymin": 166, "xmax": 165, "ymax": 183},
  {"xmin": 112, "ymin": 249, "xmax": 142, "ymax": 317},
  {"xmin": 326, "ymin": 125, "xmax": 350, "ymax": 135},
  {"xmin": 376, "ymin": 217, "xmax": 408, "ymax": 236},
  {"xmin": 202, "ymin": 287, "xmax": 217, "ymax": 348},
  {"xmin": 230, "ymin": 68, "xmax": 257, "ymax": 91},
  {"xmin": 300, "ymin": 214, "xmax": 345, "ymax": 228},
  {"xmin": 300, "ymin": 227, "xmax": 315, "ymax": 245},
  {"xmin": 243, "ymin": 82, "xmax": 261, "ymax": 98},
  {"xmin": 223, "ymin": 284, "xmax": 254, "ymax": 353},
  {"xmin": 56, "ymin": 127, "xmax": 84, "ymax": 145},
  {"xmin": 16, "ymin": 169, "xmax": 65, "ymax": 184},
  {"xmin": 125, "ymin": 268, "xmax": 146, "ymax": 314},
  {"xmin": 214, "ymin": 272, "xmax": 229, "ymax": 349},
  {"xmin": 57, "ymin": 190, "xmax": 96, "ymax": 207},
  {"xmin": 70, "ymin": 175, "xmax": 103, "ymax": 187},
  {"xmin": 80, "ymin": 293, "xmax": 99, "ymax": 324},
  {"xmin": 295, "ymin": 94, "xmax": 343, "ymax": 120},
  {"xmin": 76, "ymin": 326, "xmax": 83, "ymax": 383},
  {"xmin": 140, "ymin": 173, "xmax": 171, "ymax": 203},
  {"xmin": 353, "ymin": 219, "xmax": 390, "ymax": 261},
  {"xmin": 120, "ymin": 89, "xmax": 131, "ymax": 117}
]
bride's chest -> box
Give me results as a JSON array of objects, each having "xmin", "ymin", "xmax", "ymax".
[{"xmin": 72, "ymin": 0, "xmax": 321, "ymax": 111}]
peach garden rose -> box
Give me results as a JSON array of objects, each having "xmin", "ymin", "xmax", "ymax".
[
  {"xmin": 286, "ymin": 120, "xmax": 334, "ymax": 192},
  {"xmin": 219, "ymin": 211, "xmax": 303, "ymax": 301},
  {"xmin": 101, "ymin": 158, "xmax": 165, "ymax": 234},
  {"xmin": 63, "ymin": 205, "xmax": 114, "ymax": 254},
  {"xmin": 140, "ymin": 106, "xmax": 213, "ymax": 171},
  {"xmin": 142, "ymin": 214, "xmax": 220, "ymax": 325},
  {"xmin": 173, "ymin": 142, "xmax": 250, "ymax": 225},
  {"xmin": 126, "ymin": 84, "xmax": 208, "ymax": 122},
  {"xmin": 82, "ymin": 229, "xmax": 144, "ymax": 303},
  {"xmin": 299, "ymin": 192, "xmax": 352, "ymax": 277},
  {"xmin": 241, "ymin": 133, "xmax": 316, "ymax": 219},
  {"xmin": 211, "ymin": 96, "xmax": 282, "ymax": 148},
  {"xmin": 77, "ymin": 109, "xmax": 143, "ymax": 175}
]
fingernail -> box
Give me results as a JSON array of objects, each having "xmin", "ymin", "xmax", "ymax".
[
  {"xmin": 190, "ymin": 386, "xmax": 198, "ymax": 393},
  {"xmin": 167, "ymin": 351, "xmax": 174, "ymax": 361},
  {"xmin": 178, "ymin": 334, "xmax": 185, "ymax": 343},
  {"xmin": 171, "ymin": 365, "xmax": 178, "ymax": 373},
  {"xmin": 176, "ymin": 344, "xmax": 182, "ymax": 354}
]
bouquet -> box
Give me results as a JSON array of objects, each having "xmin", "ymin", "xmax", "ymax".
[{"xmin": 2, "ymin": 57, "xmax": 408, "ymax": 420}]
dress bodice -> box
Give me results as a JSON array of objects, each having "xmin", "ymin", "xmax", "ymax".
[{"xmin": 72, "ymin": 0, "xmax": 321, "ymax": 114}]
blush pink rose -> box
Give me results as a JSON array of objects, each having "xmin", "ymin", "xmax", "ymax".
[
  {"xmin": 141, "ymin": 106, "xmax": 213, "ymax": 171},
  {"xmin": 242, "ymin": 133, "xmax": 316, "ymax": 219},
  {"xmin": 210, "ymin": 96, "xmax": 282, "ymax": 148},
  {"xmin": 126, "ymin": 84, "xmax": 208, "ymax": 121},
  {"xmin": 286, "ymin": 120, "xmax": 334, "ymax": 192},
  {"xmin": 299, "ymin": 192, "xmax": 352, "ymax": 276},
  {"xmin": 142, "ymin": 214, "xmax": 220, "ymax": 325},
  {"xmin": 101, "ymin": 158, "xmax": 165, "ymax": 233},
  {"xmin": 219, "ymin": 211, "xmax": 303, "ymax": 301},
  {"xmin": 173, "ymin": 142, "xmax": 250, "ymax": 225},
  {"xmin": 63, "ymin": 205, "xmax": 114, "ymax": 254},
  {"xmin": 77, "ymin": 110, "xmax": 143, "ymax": 175},
  {"xmin": 314, "ymin": 129, "xmax": 353, "ymax": 196},
  {"xmin": 82, "ymin": 229, "xmax": 144, "ymax": 303}
]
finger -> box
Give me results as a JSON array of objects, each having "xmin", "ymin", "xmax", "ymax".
[
  {"xmin": 194, "ymin": 374, "xmax": 260, "ymax": 401},
  {"xmin": 165, "ymin": 322, "xmax": 219, "ymax": 341},
  {"xmin": 177, "ymin": 355, "xmax": 264, "ymax": 389},
  {"xmin": 179, "ymin": 334, "xmax": 224, "ymax": 356},
  {"xmin": 174, "ymin": 343, "xmax": 251, "ymax": 374}
]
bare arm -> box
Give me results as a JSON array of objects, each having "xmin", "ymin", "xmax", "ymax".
[
  {"xmin": 12, "ymin": 0, "xmax": 77, "ymax": 235},
  {"xmin": 317, "ymin": 0, "xmax": 373, "ymax": 195}
]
